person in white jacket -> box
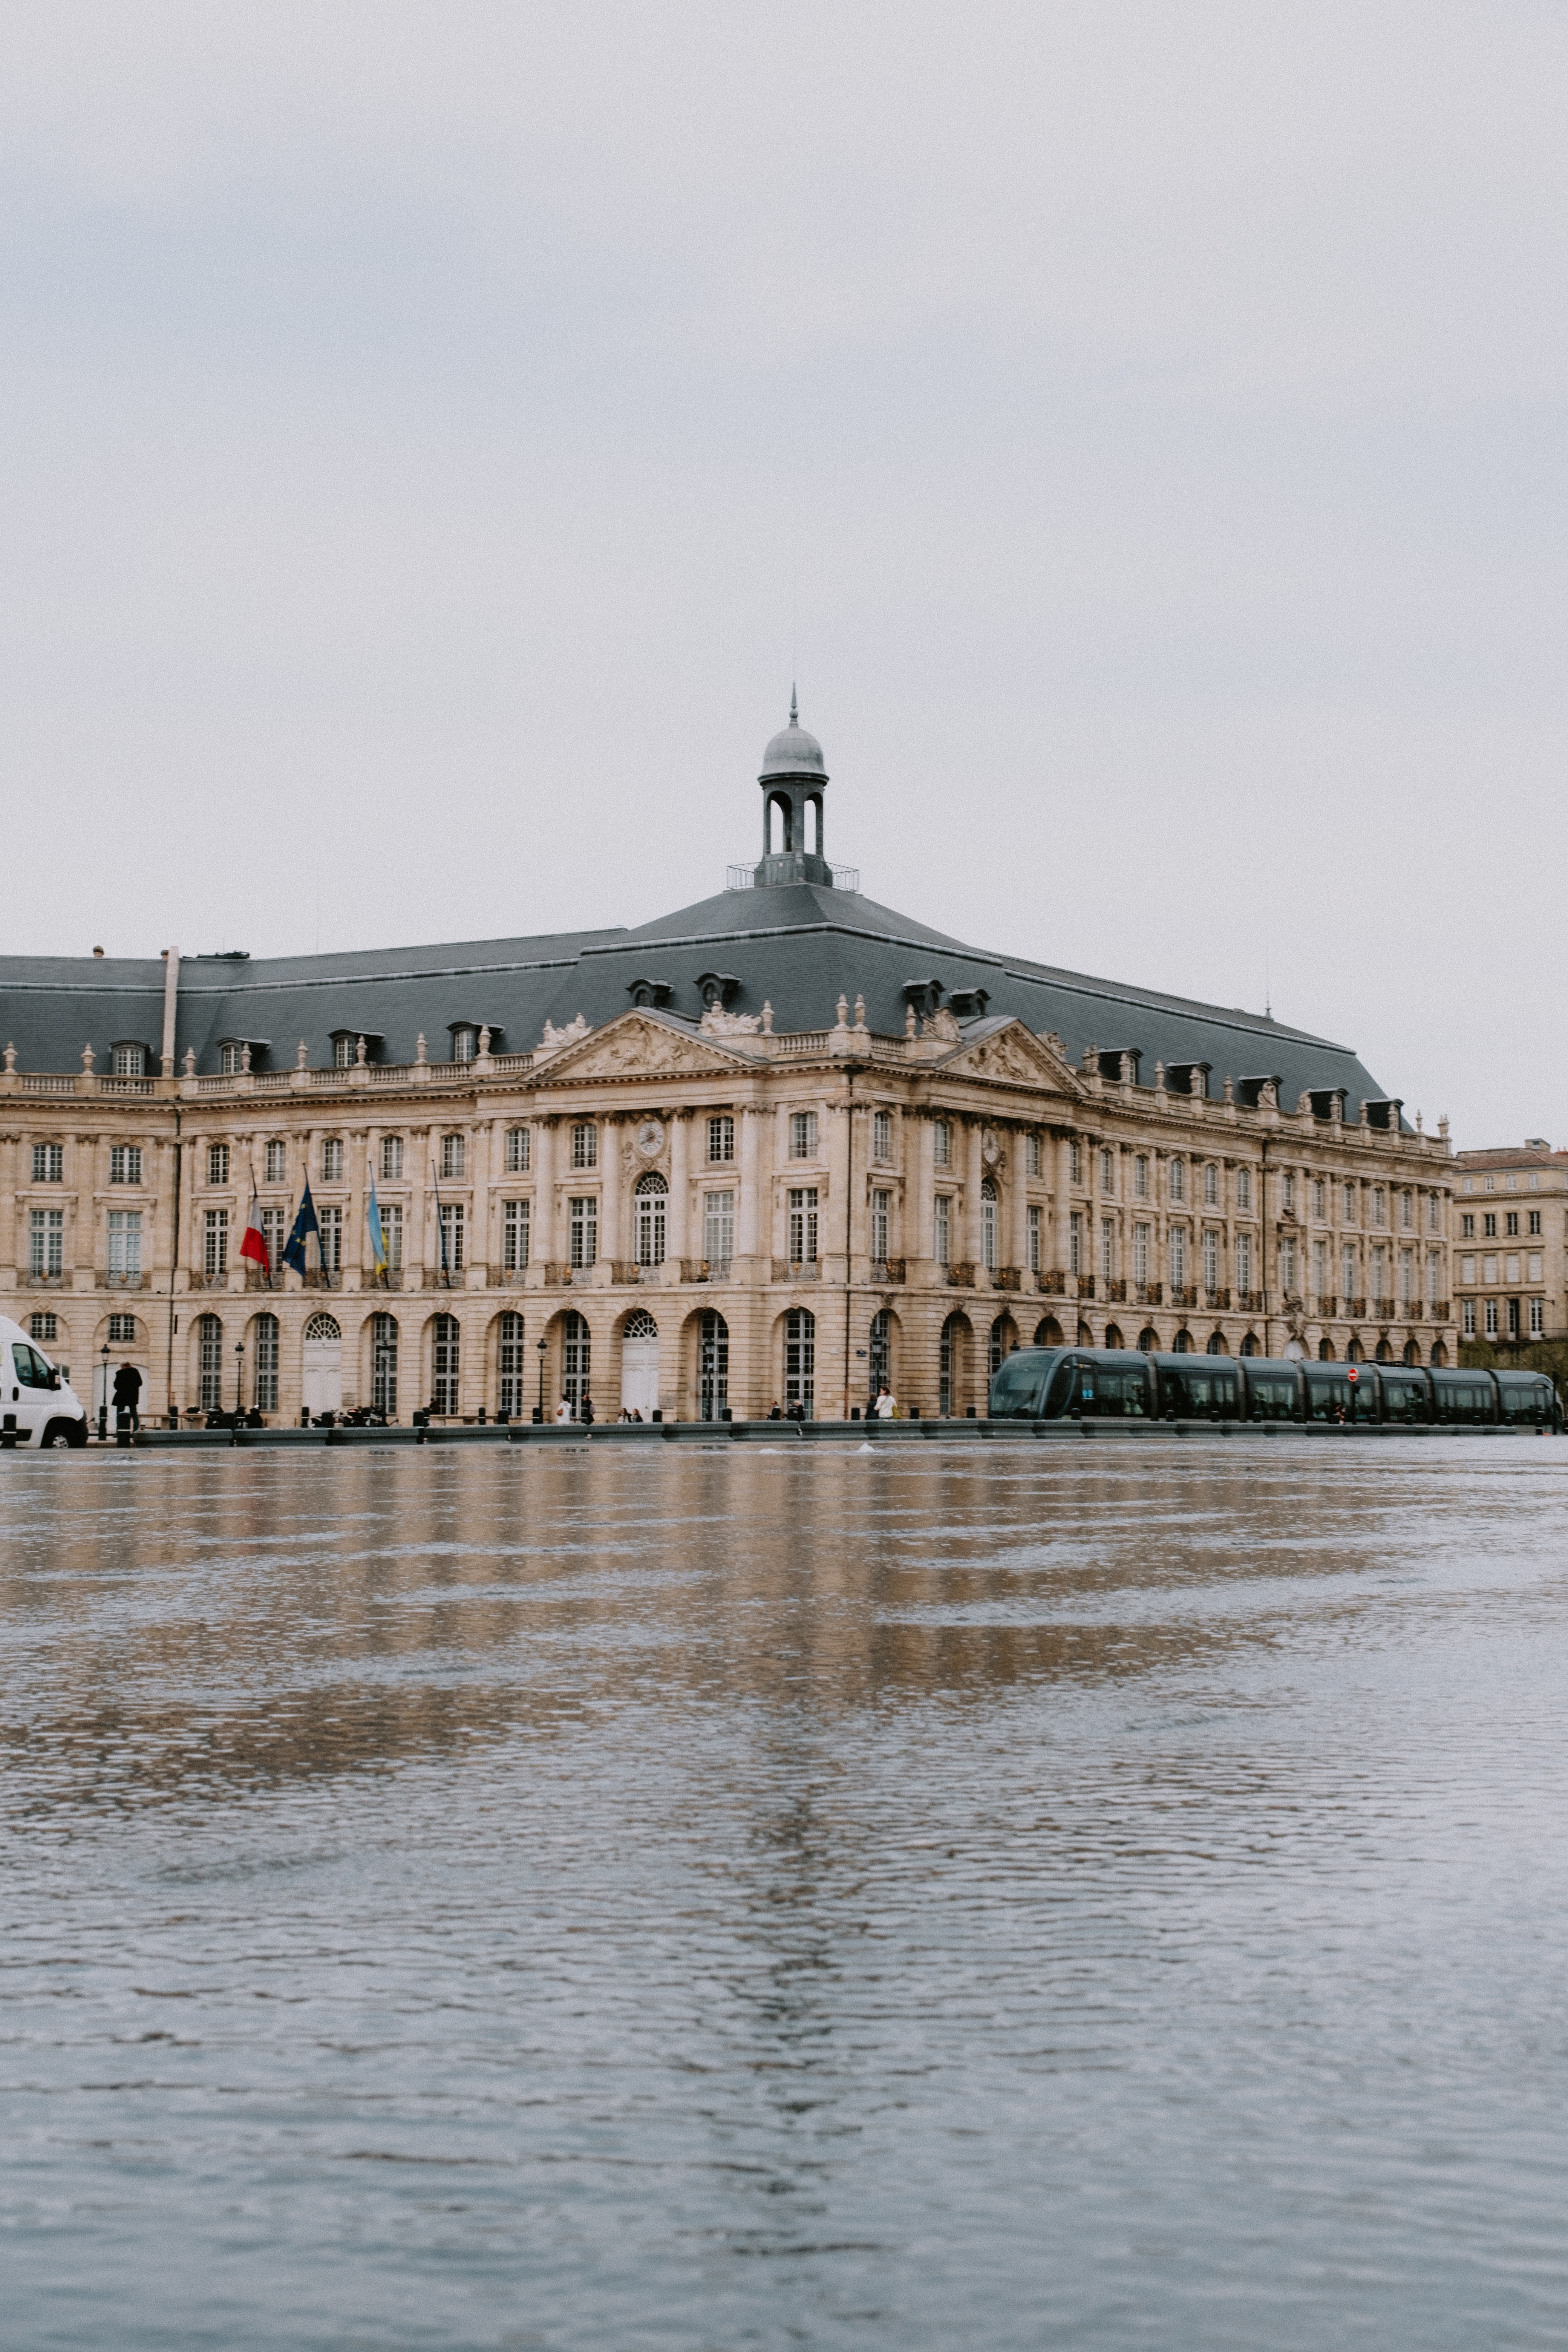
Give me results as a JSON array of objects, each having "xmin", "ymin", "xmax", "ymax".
[
  {"xmin": 874, "ymin": 1384, "xmax": 897, "ymax": 1418},
  {"xmin": 555, "ymin": 1397, "xmax": 573, "ymax": 1423}
]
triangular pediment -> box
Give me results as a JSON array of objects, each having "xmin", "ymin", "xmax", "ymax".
[
  {"xmin": 528, "ymin": 1008, "xmax": 761, "ymax": 1086},
  {"xmin": 934, "ymin": 1018, "xmax": 1080, "ymax": 1092}
]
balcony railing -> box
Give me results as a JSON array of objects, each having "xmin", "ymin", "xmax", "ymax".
[
  {"xmin": 1076, "ymin": 1274, "xmax": 1095, "ymax": 1300},
  {"xmin": 869, "ymin": 1259, "xmax": 906, "ymax": 1285},
  {"xmin": 1040, "ymin": 1269, "xmax": 1068, "ymax": 1296},
  {"xmin": 1344, "ymin": 1296, "xmax": 1366, "ymax": 1317},
  {"xmin": 992, "ymin": 1266, "xmax": 1022, "ymax": 1292},
  {"xmin": 772, "ymin": 1258, "xmax": 821, "ymax": 1282},
  {"xmin": 1204, "ymin": 1287, "xmax": 1230, "ymax": 1311},
  {"xmin": 1105, "ymin": 1278, "xmax": 1127, "ymax": 1302},
  {"xmin": 1315, "ymin": 1295, "xmax": 1337, "ymax": 1317},
  {"xmin": 946, "ymin": 1261, "xmax": 977, "ymax": 1287},
  {"xmin": 1169, "ymin": 1285, "xmax": 1197, "ymax": 1308},
  {"xmin": 1134, "ymin": 1282, "xmax": 1163, "ymax": 1306},
  {"xmin": 1374, "ymin": 1296, "xmax": 1396, "ymax": 1319}
]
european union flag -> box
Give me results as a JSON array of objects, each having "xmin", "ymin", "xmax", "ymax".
[{"xmin": 282, "ymin": 1182, "xmax": 321, "ymax": 1277}]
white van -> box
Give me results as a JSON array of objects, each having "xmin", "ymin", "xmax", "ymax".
[{"xmin": 0, "ymin": 1316, "xmax": 90, "ymax": 1448}]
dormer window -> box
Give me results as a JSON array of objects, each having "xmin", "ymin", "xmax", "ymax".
[
  {"xmin": 696, "ymin": 973, "xmax": 740, "ymax": 1012},
  {"xmin": 220, "ymin": 1042, "xmax": 243, "ymax": 1075},
  {"xmin": 110, "ymin": 1042, "xmax": 146, "ymax": 1077},
  {"xmin": 948, "ymin": 988, "xmax": 990, "ymax": 1019},
  {"xmin": 451, "ymin": 1026, "xmax": 477, "ymax": 1064},
  {"xmin": 334, "ymin": 1035, "xmax": 355, "ymax": 1068},
  {"xmin": 628, "ymin": 978, "xmax": 675, "ymax": 1010}
]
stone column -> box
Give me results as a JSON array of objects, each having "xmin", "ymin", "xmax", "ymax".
[
  {"xmin": 1011, "ymin": 1136, "xmax": 1030, "ymax": 1273},
  {"xmin": 533, "ymin": 1118, "xmax": 556, "ymax": 1275},
  {"xmin": 599, "ymin": 1114, "xmax": 623, "ymax": 1269},
  {"xmin": 966, "ymin": 1119, "xmax": 985, "ymax": 1268},
  {"xmin": 915, "ymin": 1112, "xmax": 937, "ymax": 1276},
  {"xmin": 668, "ymin": 1113, "xmax": 691, "ymax": 1265},
  {"xmin": 737, "ymin": 1105, "xmax": 762, "ymax": 1267},
  {"xmin": 1055, "ymin": 1132, "xmax": 1074, "ymax": 1273}
]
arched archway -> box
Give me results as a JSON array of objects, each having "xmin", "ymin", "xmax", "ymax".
[
  {"xmin": 868, "ymin": 1308, "xmax": 896, "ymax": 1404},
  {"xmin": 620, "ymin": 1308, "xmax": 660, "ymax": 1418},
  {"xmin": 989, "ymin": 1314, "xmax": 1018, "ymax": 1375},
  {"xmin": 1239, "ymin": 1332, "xmax": 1259, "ymax": 1357},
  {"xmin": 303, "ymin": 1311, "xmax": 343, "ymax": 1418},
  {"xmin": 634, "ymin": 1174, "xmax": 667, "ymax": 1269},
  {"xmin": 696, "ymin": 1309, "xmax": 728, "ymax": 1420},
  {"xmin": 1104, "ymin": 1323, "xmax": 1124, "ymax": 1351},
  {"xmin": 250, "ymin": 1310, "xmax": 280, "ymax": 1415},
  {"xmin": 1375, "ymin": 1339, "xmax": 1393, "ymax": 1363},
  {"xmin": 1430, "ymin": 1340, "xmax": 1448, "ymax": 1366},
  {"xmin": 940, "ymin": 1312, "xmax": 972, "ymax": 1416},
  {"xmin": 1076, "ymin": 1320, "xmax": 1093, "ymax": 1347},
  {"xmin": 1283, "ymin": 1337, "xmax": 1307, "ymax": 1361},
  {"xmin": 1347, "ymin": 1335, "xmax": 1363, "ymax": 1363},
  {"xmin": 1137, "ymin": 1326, "xmax": 1159, "ymax": 1352},
  {"xmin": 1173, "ymin": 1329, "xmax": 1193, "ymax": 1354},
  {"xmin": 1034, "ymin": 1315, "xmax": 1064, "ymax": 1348},
  {"xmin": 1318, "ymin": 1337, "xmax": 1337, "ymax": 1361},
  {"xmin": 372, "ymin": 1310, "xmax": 401, "ymax": 1416},
  {"xmin": 194, "ymin": 1310, "xmax": 225, "ymax": 1415},
  {"xmin": 428, "ymin": 1311, "xmax": 460, "ymax": 1415},
  {"xmin": 782, "ymin": 1307, "xmax": 815, "ymax": 1416},
  {"xmin": 1206, "ymin": 1330, "xmax": 1227, "ymax": 1355},
  {"xmin": 558, "ymin": 1309, "xmax": 591, "ymax": 1416},
  {"xmin": 1403, "ymin": 1338, "xmax": 1421, "ymax": 1366}
]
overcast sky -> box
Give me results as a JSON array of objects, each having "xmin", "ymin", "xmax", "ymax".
[{"xmin": 2, "ymin": 2, "xmax": 1563, "ymax": 1145}]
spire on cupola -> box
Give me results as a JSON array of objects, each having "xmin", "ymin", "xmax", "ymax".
[{"xmin": 755, "ymin": 693, "xmax": 829, "ymax": 888}]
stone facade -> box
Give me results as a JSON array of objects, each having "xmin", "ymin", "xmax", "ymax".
[
  {"xmin": 0, "ymin": 1008, "xmax": 1458, "ymax": 1424},
  {"xmin": 1451, "ymin": 1144, "xmax": 1567, "ymax": 1346},
  {"xmin": 0, "ymin": 705, "xmax": 1457, "ymax": 1419}
]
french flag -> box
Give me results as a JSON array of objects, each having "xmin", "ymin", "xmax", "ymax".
[{"xmin": 239, "ymin": 1187, "xmax": 270, "ymax": 1277}]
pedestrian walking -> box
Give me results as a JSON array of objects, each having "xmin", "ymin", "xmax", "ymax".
[{"xmin": 111, "ymin": 1361, "xmax": 142, "ymax": 1432}]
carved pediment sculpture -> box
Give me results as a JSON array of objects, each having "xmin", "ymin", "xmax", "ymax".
[
  {"xmin": 938, "ymin": 1020, "xmax": 1071, "ymax": 1089},
  {"xmin": 539, "ymin": 1012, "xmax": 591, "ymax": 1055},
  {"xmin": 532, "ymin": 1009, "xmax": 756, "ymax": 1085},
  {"xmin": 699, "ymin": 1004, "xmax": 762, "ymax": 1037}
]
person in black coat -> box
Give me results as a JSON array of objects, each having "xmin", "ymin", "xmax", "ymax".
[{"xmin": 111, "ymin": 1361, "xmax": 142, "ymax": 1431}]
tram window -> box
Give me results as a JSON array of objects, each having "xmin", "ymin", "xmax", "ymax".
[
  {"xmin": 1246, "ymin": 1374, "xmax": 1297, "ymax": 1420},
  {"xmin": 1496, "ymin": 1377, "xmax": 1549, "ymax": 1425},
  {"xmin": 989, "ymin": 1352, "xmax": 1052, "ymax": 1418},
  {"xmin": 1078, "ymin": 1365, "xmax": 1149, "ymax": 1418},
  {"xmin": 1380, "ymin": 1374, "xmax": 1428, "ymax": 1425},
  {"xmin": 1168, "ymin": 1367, "xmax": 1237, "ymax": 1418},
  {"xmin": 1431, "ymin": 1374, "xmax": 1493, "ymax": 1426}
]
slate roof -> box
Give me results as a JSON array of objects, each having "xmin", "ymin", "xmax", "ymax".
[{"xmin": 0, "ymin": 879, "xmax": 1401, "ymax": 1119}]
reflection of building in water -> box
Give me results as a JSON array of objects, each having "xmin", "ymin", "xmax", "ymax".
[{"xmin": 0, "ymin": 704, "xmax": 1455, "ymax": 1421}]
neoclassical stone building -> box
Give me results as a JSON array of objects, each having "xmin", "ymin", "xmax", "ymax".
[{"xmin": 1, "ymin": 705, "xmax": 1456, "ymax": 1423}]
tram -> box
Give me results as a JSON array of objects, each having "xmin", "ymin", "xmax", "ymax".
[{"xmin": 988, "ymin": 1346, "xmax": 1561, "ymax": 1431}]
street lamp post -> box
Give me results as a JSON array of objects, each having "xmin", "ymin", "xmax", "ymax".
[
  {"xmin": 235, "ymin": 1340, "xmax": 245, "ymax": 1421},
  {"xmin": 98, "ymin": 1341, "xmax": 110, "ymax": 1441},
  {"xmin": 535, "ymin": 1335, "xmax": 547, "ymax": 1423}
]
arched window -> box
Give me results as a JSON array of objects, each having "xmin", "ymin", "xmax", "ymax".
[
  {"xmin": 698, "ymin": 1311, "xmax": 728, "ymax": 1420},
  {"xmin": 1034, "ymin": 1317, "xmax": 1064, "ymax": 1348},
  {"xmin": 1239, "ymin": 1333, "xmax": 1258, "ymax": 1357},
  {"xmin": 1206, "ymin": 1331, "xmax": 1226, "ymax": 1355},
  {"xmin": 432, "ymin": 1314, "xmax": 460, "ymax": 1414},
  {"xmin": 1403, "ymin": 1339, "xmax": 1420, "ymax": 1365},
  {"xmin": 1318, "ymin": 1338, "xmax": 1337, "ymax": 1361},
  {"xmin": 254, "ymin": 1312, "xmax": 279, "ymax": 1412},
  {"xmin": 1173, "ymin": 1329, "xmax": 1192, "ymax": 1354},
  {"xmin": 493, "ymin": 1311, "xmax": 524, "ymax": 1418},
  {"xmin": 980, "ymin": 1178, "xmax": 998, "ymax": 1272},
  {"xmin": 784, "ymin": 1308, "xmax": 815, "ymax": 1416},
  {"xmin": 560, "ymin": 1311, "xmax": 590, "ymax": 1414},
  {"xmin": 1375, "ymin": 1339, "xmax": 1393, "ymax": 1363},
  {"xmin": 940, "ymin": 1313, "xmax": 968, "ymax": 1416},
  {"xmin": 198, "ymin": 1312, "xmax": 224, "ymax": 1412},
  {"xmin": 869, "ymin": 1308, "xmax": 892, "ymax": 1397},
  {"xmin": 373, "ymin": 1312, "xmax": 399, "ymax": 1415},
  {"xmin": 1137, "ymin": 1326, "xmax": 1159, "ymax": 1352},
  {"xmin": 635, "ymin": 1173, "xmax": 668, "ymax": 1268},
  {"xmin": 1103, "ymin": 1323, "xmax": 1123, "ymax": 1351},
  {"xmin": 304, "ymin": 1312, "xmax": 341, "ymax": 1341},
  {"xmin": 989, "ymin": 1315, "xmax": 1014, "ymax": 1376}
]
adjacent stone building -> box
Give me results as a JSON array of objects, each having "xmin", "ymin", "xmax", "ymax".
[
  {"xmin": 1451, "ymin": 1143, "xmax": 1568, "ymax": 1346},
  {"xmin": 1, "ymin": 706, "xmax": 1457, "ymax": 1422}
]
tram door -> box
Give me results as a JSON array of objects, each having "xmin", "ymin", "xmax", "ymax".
[
  {"xmin": 302, "ymin": 1313, "xmax": 343, "ymax": 1418},
  {"xmin": 620, "ymin": 1311, "xmax": 659, "ymax": 1418}
]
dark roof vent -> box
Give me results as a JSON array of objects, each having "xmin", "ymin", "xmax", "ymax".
[
  {"xmin": 1096, "ymin": 1046, "xmax": 1140, "ymax": 1084},
  {"xmin": 1166, "ymin": 1061, "xmax": 1211, "ymax": 1098},
  {"xmin": 949, "ymin": 988, "xmax": 991, "ymax": 1019}
]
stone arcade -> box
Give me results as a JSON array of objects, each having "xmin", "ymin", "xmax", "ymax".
[{"xmin": 0, "ymin": 706, "xmax": 1456, "ymax": 1423}]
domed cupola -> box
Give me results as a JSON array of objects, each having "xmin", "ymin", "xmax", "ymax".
[{"xmin": 755, "ymin": 689, "xmax": 831, "ymax": 886}]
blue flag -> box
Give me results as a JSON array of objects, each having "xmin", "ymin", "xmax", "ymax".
[
  {"xmin": 282, "ymin": 1182, "xmax": 321, "ymax": 1277},
  {"xmin": 367, "ymin": 1182, "xmax": 387, "ymax": 1280}
]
